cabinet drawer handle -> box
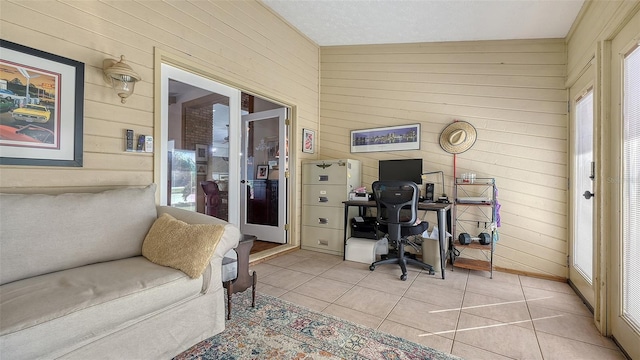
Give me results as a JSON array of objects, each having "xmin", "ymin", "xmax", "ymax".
[
  {"xmin": 318, "ymin": 218, "xmax": 328, "ymax": 224},
  {"xmin": 318, "ymin": 239, "xmax": 329, "ymax": 246},
  {"xmin": 318, "ymin": 175, "xmax": 329, "ymax": 181},
  {"xmin": 318, "ymin": 196, "xmax": 328, "ymax": 203}
]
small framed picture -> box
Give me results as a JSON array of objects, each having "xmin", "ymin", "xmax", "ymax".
[
  {"xmin": 350, "ymin": 124, "xmax": 420, "ymax": 153},
  {"xmin": 256, "ymin": 165, "xmax": 269, "ymax": 179},
  {"xmin": 197, "ymin": 164, "xmax": 207, "ymax": 176},
  {"xmin": 302, "ymin": 128, "xmax": 315, "ymax": 154},
  {"xmin": 195, "ymin": 144, "xmax": 208, "ymax": 163}
]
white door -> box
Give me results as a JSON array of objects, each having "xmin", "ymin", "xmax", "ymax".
[
  {"xmin": 569, "ymin": 66, "xmax": 595, "ymax": 309},
  {"xmin": 240, "ymin": 108, "xmax": 288, "ymax": 243},
  {"xmin": 609, "ymin": 11, "xmax": 640, "ymax": 359},
  {"xmin": 159, "ymin": 64, "xmax": 241, "ymax": 225}
]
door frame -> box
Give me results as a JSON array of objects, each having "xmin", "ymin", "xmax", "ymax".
[
  {"xmin": 153, "ymin": 49, "xmax": 300, "ymax": 253},
  {"xmin": 606, "ymin": 9, "xmax": 640, "ymax": 358}
]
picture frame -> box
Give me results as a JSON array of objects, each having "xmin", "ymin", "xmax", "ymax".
[
  {"xmin": 196, "ymin": 164, "xmax": 207, "ymax": 176},
  {"xmin": 302, "ymin": 128, "xmax": 315, "ymax": 154},
  {"xmin": 350, "ymin": 124, "xmax": 420, "ymax": 153},
  {"xmin": 0, "ymin": 39, "xmax": 84, "ymax": 166},
  {"xmin": 256, "ymin": 165, "xmax": 268, "ymax": 179},
  {"xmin": 195, "ymin": 144, "xmax": 208, "ymax": 163}
]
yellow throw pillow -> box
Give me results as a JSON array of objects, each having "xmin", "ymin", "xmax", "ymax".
[{"xmin": 142, "ymin": 213, "xmax": 226, "ymax": 278}]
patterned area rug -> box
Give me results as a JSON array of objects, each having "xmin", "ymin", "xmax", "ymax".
[{"xmin": 174, "ymin": 291, "xmax": 461, "ymax": 360}]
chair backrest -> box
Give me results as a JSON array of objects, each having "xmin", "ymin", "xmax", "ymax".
[
  {"xmin": 372, "ymin": 180, "xmax": 419, "ymax": 226},
  {"xmin": 200, "ymin": 181, "xmax": 220, "ymax": 216}
]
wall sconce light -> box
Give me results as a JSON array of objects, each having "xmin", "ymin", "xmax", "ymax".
[{"xmin": 103, "ymin": 55, "xmax": 141, "ymax": 103}]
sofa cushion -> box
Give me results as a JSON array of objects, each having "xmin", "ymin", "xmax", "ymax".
[
  {"xmin": 0, "ymin": 185, "xmax": 158, "ymax": 285},
  {"xmin": 0, "ymin": 257, "xmax": 205, "ymax": 359},
  {"xmin": 142, "ymin": 213, "xmax": 226, "ymax": 278}
]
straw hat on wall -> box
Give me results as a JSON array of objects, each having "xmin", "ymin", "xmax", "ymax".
[{"xmin": 439, "ymin": 121, "xmax": 477, "ymax": 154}]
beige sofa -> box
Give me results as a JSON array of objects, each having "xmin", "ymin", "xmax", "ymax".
[{"xmin": 0, "ymin": 184, "xmax": 240, "ymax": 359}]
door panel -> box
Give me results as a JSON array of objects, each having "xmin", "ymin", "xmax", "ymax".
[
  {"xmin": 569, "ymin": 65, "xmax": 595, "ymax": 308},
  {"xmin": 609, "ymin": 10, "xmax": 640, "ymax": 359},
  {"xmin": 241, "ymin": 108, "xmax": 288, "ymax": 243},
  {"xmin": 159, "ymin": 64, "xmax": 241, "ymax": 224}
]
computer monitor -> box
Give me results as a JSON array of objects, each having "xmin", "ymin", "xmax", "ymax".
[{"xmin": 378, "ymin": 159, "xmax": 423, "ymax": 184}]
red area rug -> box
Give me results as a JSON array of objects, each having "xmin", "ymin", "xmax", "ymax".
[{"xmin": 174, "ymin": 291, "xmax": 461, "ymax": 360}]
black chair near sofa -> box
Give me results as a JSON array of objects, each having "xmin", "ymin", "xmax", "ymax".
[
  {"xmin": 369, "ymin": 180, "xmax": 435, "ymax": 280},
  {"xmin": 201, "ymin": 181, "xmax": 221, "ymax": 217}
]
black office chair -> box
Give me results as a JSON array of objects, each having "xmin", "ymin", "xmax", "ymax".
[{"xmin": 369, "ymin": 180, "xmax": 435, "ymax": 280}]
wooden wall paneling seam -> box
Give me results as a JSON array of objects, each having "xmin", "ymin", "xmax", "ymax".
[
  {"xmin": 321, "ymin": 39, "xmax": 567, "ymax": 55},
  {"xmin": 322, "ymin": 71, "xmax": 567, "ymax": 89},
  {"xmin": 321, "ymin": 93, "xmax": 566, "ymax": 116},
  {"xmin": 321, "ymin": 101, "xmax": 568, "ymax": 126},
  {"xmin": 321, "ymin": 80, "xmax": 567, "ymax": 102},
  {"xmin": 320, "ymin": 62, "xmax": 567, "ymax": 77}
]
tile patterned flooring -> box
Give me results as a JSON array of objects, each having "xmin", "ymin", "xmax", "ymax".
[{"xmin": 250, "ymin": 249, "xmax": 628, "ymax": 360}]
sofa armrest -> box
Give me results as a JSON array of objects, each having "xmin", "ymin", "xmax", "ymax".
[
  {"xmin": 156, "ymin": 206, "xmax": 241, "ymax": 290},
  {"xmin": 157, "ymin": 206, "xmax": 240, "ymax": 255}
]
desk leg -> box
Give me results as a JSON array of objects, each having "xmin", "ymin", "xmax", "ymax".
[
  {"xmin": 437, "ymin": 209, "xmax": 447, "ymax": 279},
  {"xmin": 343, "ymin": 204, "xmax": 349, "ymax": 260}
]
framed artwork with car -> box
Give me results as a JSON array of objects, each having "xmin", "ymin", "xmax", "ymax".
[{"xmin": 0, "ymin": 40, "xmax": 84, "ymax": 166}]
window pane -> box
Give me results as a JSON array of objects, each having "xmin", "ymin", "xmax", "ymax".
[
  {"xmin": 574, "ymin": 90, "xmax": 594, "ymax": 282},
  {"xmin": 623, "ymin": 45, "xmax": 640, "ymax": 330}
]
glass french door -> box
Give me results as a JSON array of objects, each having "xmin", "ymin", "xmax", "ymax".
[
  {"xmin": 609, "ymin": 10, "xmax": 640, "ymax": 359},
  {"xmin": 159, "ymin": 64, "xmax": 241, "ymax": 225},
  {"xmin": 569, "ymin": 65, "xmax": 595, "ymax": 309},
  {"xmin": 240, "ymin": 108, "xmax": 288, "ymax": 243}
]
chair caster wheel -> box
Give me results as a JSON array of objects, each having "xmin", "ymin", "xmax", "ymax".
[
  {"xmin": 429, "ymin": 270, "xmax": 435, "ymax": 275},
  {"xmin": 369, "ymin": 265, "xmax": 376, "ymax": 271},
  {"xmin": 400, "ymin": 274, "xmax": 407, "ymax": 281}
]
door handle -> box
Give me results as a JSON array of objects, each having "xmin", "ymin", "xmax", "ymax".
[
  {"xmin": 241, "ymin": 180, "xmax": 246, "ymax": 184},
  {"xmin": 583, "ymin": 190, "xmax": 594, "ymax": 200}
]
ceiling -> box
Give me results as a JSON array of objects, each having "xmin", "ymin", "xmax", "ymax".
[{"xmin": 261, "ymin": 0, "xmax": 585, "ymax": 46}]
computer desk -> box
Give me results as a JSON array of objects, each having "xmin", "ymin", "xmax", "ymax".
[{"xmin": 342, "ymin": 200, "xmax": 451, "ymax": 279}]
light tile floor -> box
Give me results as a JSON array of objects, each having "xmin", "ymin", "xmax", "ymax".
[{"xmin": 250, "ymin": 249, "xmax": 628, "ymax": 360}]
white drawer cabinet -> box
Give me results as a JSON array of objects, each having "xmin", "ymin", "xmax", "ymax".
[{"xmin": 301, "ymin": 159, "xmax": 361, "ymax": 255}]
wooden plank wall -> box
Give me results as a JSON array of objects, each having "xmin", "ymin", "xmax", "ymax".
[
  {"xmin": 0, "ymin": 0, "xmax": 319, "ymax": 196},
  {"xmin": 320, "ymin": 39, "xmax": 569, "ymax": 278}
]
